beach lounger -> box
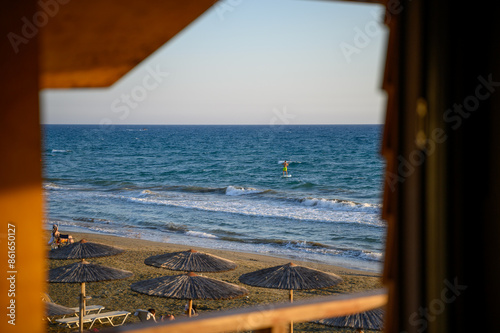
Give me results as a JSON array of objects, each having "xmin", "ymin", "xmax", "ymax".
[
  {"xmin": 52, "ymin": 234, "xmax": 74, "ymax": 248},
  {"xmin": 65, "ymin": 305, "xmax": 105, "ymax": 317},
  {"xmin": 48, "ymin": 305, "xmax": 105, "ymax": 321},
  {"xmin": 45, "ymin": 302, "xmax": 76, "ymax": 323},
  {"xmin": 42, "ymin": 293, "xmax": 105, "ymax": 322},
  {"xmin": 69, "ymin": 305, "xmax": 105, "ymax": 315},
  {"xmin": 55, "ymin": 310, "xmax": 130, "ymax": 329},
  {"xmin": 42, "ymin": 293, "xmax": 105, "ymax": 319}
]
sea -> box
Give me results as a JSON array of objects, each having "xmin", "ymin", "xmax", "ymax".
[{"xmin": 42, "ymin": 125, "xmax": 386, "ymax": 272}]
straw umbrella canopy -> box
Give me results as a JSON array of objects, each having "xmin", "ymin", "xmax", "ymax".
[
  {"xmin": 144, "ymin": 249, "xmax": 237, "ymax": 272},
  {"xmin": 239, "ymin": 262, "xmax": 343, "ymax": 302},
  {"xmin": 131, "ymin": 272, "xmax": 248, "ymax": 317},
  {"xmin": 48, "ymin": 260, "xmax": 133, "ymax": 283},
  {"xmin": 48, "ymin": 239, "xmax": 125, "ymax": 259},
  {"xmin": 48, "ymin": 260, "xmax": 133, "ymax": 330},
  {"xmin": 239, "ymin": 262, "xmax": 343, "ymax": 333},
  {"xmin": 48, "ymin": 239, "xmax": 129, "ymax": 332},
  {"xmin": 315, "ymin": 308, "xmax": 385, "ymax": 332}
]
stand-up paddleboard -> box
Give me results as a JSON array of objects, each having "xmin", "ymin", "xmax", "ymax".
[{"xmin": 282, "ymin": 174, "xmax": 292, "ymax": 178}]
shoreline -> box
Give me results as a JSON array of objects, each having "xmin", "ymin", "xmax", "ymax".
[
  {"xmin": 52, "ymin": 231, "xmax": 381, "ymax": 276},
  {"xmin": 45, "ymin": 223, "xmax": 383, "ymax": 274},
  {"xmin": 46, "ymin": 232, "xmax": 382, "ymax": 332}
]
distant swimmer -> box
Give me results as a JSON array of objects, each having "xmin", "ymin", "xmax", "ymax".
[{"xmin": 282, "ymin": 160, "xmax": 289, "ymax": 176}]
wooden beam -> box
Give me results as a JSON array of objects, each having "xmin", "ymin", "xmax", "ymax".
[
  {"xmin": 254, "ymin": 323, "xmax": 288, "ymax": 333},
  {"xmin": 112, "ymin": 289, "xmax": 387, "ymax": 333},
  {"xmin": 1, "ymin": 2, "xmax": 45, "ymax": 333},
  {"xmin": 39, "ymin": 0, "xmax": 218, "ymax": 88}
]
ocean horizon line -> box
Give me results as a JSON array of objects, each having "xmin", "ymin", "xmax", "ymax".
[{"xmin": 42, "ymin": 123, "xmax": 383, "ymax": 126}]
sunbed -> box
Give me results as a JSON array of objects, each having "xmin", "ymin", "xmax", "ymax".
[{"xmin": 55, "ymin": 310, "xmax": 130, "ymax": 329}]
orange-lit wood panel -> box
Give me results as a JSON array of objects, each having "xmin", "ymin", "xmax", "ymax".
[
  {"xmin": 1, "ymin": 2, "xmax": 45, "ymax": 333},
  {"xmin": 39, "ymin": 0, "xmax": 218, "ymax": 88}
]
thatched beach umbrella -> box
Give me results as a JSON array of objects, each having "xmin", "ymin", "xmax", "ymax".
[
  {"xmin": 48, "ymin": 255, "xmax": 133, "ymax": 332},
  {"xmin": 49, "ymin": 239, "xmax": 132, "ymax": 332},
  {"xmin": 239, "ymin": 262, "xmax": 343, "ymax": 333},
  {"xmin": 48, "ymin": 239, "xmax": 125, "ymax": 259},
  {"xmin": 239, "ymin": 262, "xmax": 343, "ymax": 301},
  {"xmin": 49, "ymin": 260, "xmax": 133, "ymax": 284},
  {"xmin": 315, "ymin": 308, "xmax": 385, "ymax": 332},
  {"xmin": 131, "ymin": 272, "xmax": 248, "ymax": 317},
  {"xmin": 144, "ymin": 249, "xmax": 237, "ymax": 272}
]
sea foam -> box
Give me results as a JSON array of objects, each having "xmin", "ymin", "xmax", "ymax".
[
  {"xmin": 225, "ymin": 186, "xmax": 263, "ymax": 196},
  {"xmin": 299, "ymin": 197, "xmax": 381, "ymax": 213},
  {"xmin": 185, "ymin": 230, "xmax": 218, "ymax": 239}
]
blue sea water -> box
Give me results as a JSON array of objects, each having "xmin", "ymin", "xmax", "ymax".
[{"xmin": 42, "ymin": 125, "xmax": 386, "ymax": 272}]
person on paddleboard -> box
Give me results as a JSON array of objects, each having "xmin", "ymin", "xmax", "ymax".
[{"xmin": 282, "ymin": 160, "xmax": 289, "ymax": 176}]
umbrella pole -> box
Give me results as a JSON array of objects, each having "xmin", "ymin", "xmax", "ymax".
[
  {"xmin": 79, "ymin": 282, "xmax": 86, "ymax": 333},
  {"xmin": 188, "ymin": 299, "xmax": 193, "ymax": 318}
]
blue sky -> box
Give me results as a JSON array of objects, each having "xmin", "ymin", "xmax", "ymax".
[{"xmin": 41, "ymin": 0, "xmax": 388, "ymax": 125}]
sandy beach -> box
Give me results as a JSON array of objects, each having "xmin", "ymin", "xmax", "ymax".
[{"xmin": 46, "ymin": 232, "xmax": 382, "ymax": 332}]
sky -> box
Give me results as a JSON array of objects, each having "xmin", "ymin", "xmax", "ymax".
[{"xmin": 40, "ymin": 0, "xmax": 388, "ymax": 125}]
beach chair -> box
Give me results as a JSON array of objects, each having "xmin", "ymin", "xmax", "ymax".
[
  {"xmin": 56, "ymin": 234, "xmax": 74, "ymax": 247},
  {"xmin": 58, "ymin": 234, "xmax": 70, "ymax": 245},
  {"xmin": 68, "ymin": 305, "xmax": 105, "ymax": 317},
  {"xmin": 42, "ymin": 292, "xmax": 105, "ymax": 320},
  {"xmin": 49, "ymin": 233, "xmax": 73, "ymax": 249},
  {"xmin": 55, "ymin": 310, "xmax": 130, "ymax": 329},
  {"xmin": 44, "ymin": 301, "xmax": 77, "ymax": 323}
]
